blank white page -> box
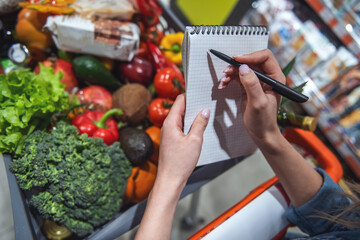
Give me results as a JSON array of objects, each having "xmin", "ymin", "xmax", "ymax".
[{"xmin": 182, "ymin": 26, "xmax": 269, "ymax": 166}]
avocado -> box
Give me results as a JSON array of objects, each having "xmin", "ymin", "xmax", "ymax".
[
  {"xmin": 118, "ymin": 127, "xmax": 154, "ymax": 165},
  {"xmin": 72, "ymin": 55, "xmax": 121, "ymax": 90}
]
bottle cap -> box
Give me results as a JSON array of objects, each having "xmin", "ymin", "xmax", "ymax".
[
  {"xmin": 302, "ymin": 116, "xmax": 317, "ymax": 132},
  {"xmin": 8, "ymin": 43, "xmax": 30, "ymax": 65},
  {"xmin": 43, "ymin": 219, "xmax": 72, "ymax": 240}
]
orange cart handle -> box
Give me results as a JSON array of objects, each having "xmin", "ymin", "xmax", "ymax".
[
  {"xmin": 283, "ymin": 128, "xmax": 343, "ymax": 183},
  {"xmin": 188, "ymin": 177, "xmax": 289, "ymax": 240}
]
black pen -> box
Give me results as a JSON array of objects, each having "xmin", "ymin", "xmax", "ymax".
[{"xmin": 209, "ymin": 49, "xmax": 308, "ymax": 103}]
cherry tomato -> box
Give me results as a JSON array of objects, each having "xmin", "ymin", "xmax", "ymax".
[
  {"xmin": 144, "ymin": 26, "xmax": 165, "ymax": 45},
  {"xmin": 148, "ymin": 98, "xmax": 174, "ymax": 127},
  {"xmin": 153, "ymin": 67, "xmax": 184, "ymax": 100},
  {"xmin": 136, "ymin": 0, "xmax": 162, "ymax": 27},
  {"xmin": 136, "ymin": 0, "xmax": 162, "ymax": 17}
]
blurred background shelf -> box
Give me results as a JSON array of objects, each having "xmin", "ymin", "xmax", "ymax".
[{"xmin": 238, "ymin": 0, "xmax": 360, "ymax": 179}]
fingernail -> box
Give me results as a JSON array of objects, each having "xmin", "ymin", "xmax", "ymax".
[
  {"xmin": 223, "ymin": 65, "xmax": 232, "ymax": 73},
  {"xmin": 201, "ymin": 108, "xmax": 210, "ymax": 119},
  {"xmin": 239, "ymin": 64, "xmax": 250, "ymax": 76},
  {"xmin": 219, "ymin": 75, "xmax": 227, "ymax": 82},
  {"xmin": 218, "ymin": 81, "xmax": 224, "ymax": 89}
]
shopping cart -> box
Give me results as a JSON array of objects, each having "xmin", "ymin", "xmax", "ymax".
[{"xmin": 188, "ymin": 128, "xmax": 343, "ymax": 240}]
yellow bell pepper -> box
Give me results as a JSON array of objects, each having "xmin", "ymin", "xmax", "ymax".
[
  {"xmin": 15, "ymin": 8, "xmax": 54, "ymax": 50},
  {"xmin": 160, "ymin": 32, "xmax": 184, "ymax": 65}
]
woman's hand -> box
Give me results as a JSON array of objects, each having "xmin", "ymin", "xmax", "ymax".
[
  {"xmin": 218, "ymin": 49, "xmax": 323, "ymax": 208},
  {"xmin": 218, "ymin": 49, "xmax": 285, "ymax": 143},
  {"xmin": 135, "ymin": 94, "xmax": 209, "ymax": 240},
  {"xmin": 156, "ymin": 93, "xmax": 210, "ymax": 188}
]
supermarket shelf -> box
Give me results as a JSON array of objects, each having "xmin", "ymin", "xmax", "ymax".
[
  {"xmin": 288, "ymin": 68, "xmax": 360, "ymax": 179},
  {"xmin": 305, "ymin": 0, "xmax": 360, "ymax": 58}
]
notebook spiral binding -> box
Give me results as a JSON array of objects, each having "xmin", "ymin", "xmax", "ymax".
[{"xmin": 189, "ymin": 25, "xmax": 268, "ymax": 36}]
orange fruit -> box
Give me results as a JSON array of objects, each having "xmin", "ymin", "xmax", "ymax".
[
  {"xmin": 145, "ymin": 126, "xmax": 161, "ymax": 164},
  {"xmin": 125, "ymin": 161, "xmax": 157, "ymax": 203}
]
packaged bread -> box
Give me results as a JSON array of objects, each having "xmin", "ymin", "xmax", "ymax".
[
  {"xmin": 44, "ymin": 15, "xmax": 140, "ymax": 61},
  {"xmin": 71, "ymin": 0, "xmax": 137, "ymax": 20}
]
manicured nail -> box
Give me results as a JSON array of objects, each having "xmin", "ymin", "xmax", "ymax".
[
  {"xmin": 223, "ymin": 65, "xmax": 232, "ymax": 73},
  {"xmin": 239, "ymin": 64, "xmax": 250, "ymax": 76},
  {"xmin": 219, "ymin": 75, "xmax": 227, "ymax": 82},
  {"xmin": 201, "ymin": 108, "xmax": 210, "ymax": 119},
  {"xmin": 218, "ymin": 81, "xmax": 224, "ymax": 89}
]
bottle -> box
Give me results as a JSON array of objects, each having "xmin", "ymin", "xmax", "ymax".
[
  {"xmin": 8, "ymin": 43, "xmax": 30, "ymax": 65},
  {"xmin": 43, "ymin": 219, "xmax": 72, "ymax": 240},
  {"xmin": 277, "ymin": 108, "xmax": 317, "ymax": 132}
]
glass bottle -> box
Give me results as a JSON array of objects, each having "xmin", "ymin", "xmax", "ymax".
[
  {"xmin": 43, "ymin": 219, "xmax": 72, "ymax": 240},
  {"xmin": 277, "ymin": 108, "xmax": 317, "ymax": 132}
]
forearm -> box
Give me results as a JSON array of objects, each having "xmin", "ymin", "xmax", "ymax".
[
  {"xmin": 135, "ymin": 177, "xmax": 185, "ymax": 240},
  {"xmin": 254, "ymin": 129, "xmax": 323, "ymax": 207}
]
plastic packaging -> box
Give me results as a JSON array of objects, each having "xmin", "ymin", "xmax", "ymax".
[{"xmin": 44, "ymin": 15, "xmax": 140, "ymax": 61}]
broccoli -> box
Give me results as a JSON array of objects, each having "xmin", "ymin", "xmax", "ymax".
[{"xmin": 10, "ymin": 121, "xmax": 132, "ymax": 237}]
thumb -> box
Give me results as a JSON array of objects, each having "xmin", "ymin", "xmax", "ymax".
[{"xmin": 188, "ymin": 108, "xmax": 210, "ymax": 138}]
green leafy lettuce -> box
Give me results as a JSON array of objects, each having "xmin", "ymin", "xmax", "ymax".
[{"xmin": 0, "ymin": 65, "xmax": 69, "ymax": 156}]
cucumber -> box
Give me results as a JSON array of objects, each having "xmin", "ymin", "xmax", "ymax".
[{"xmin": 73, "ymin": 55, "xmax": 121, "ymax": 90}]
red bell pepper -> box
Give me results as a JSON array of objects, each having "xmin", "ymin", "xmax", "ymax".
[
  {"xmin": 146, "ymin": 39, "xmax": 185, "ymax": 85},
  {"xmin": 71, "ymin": 109, "xmax": 123, "ymax": 145}
]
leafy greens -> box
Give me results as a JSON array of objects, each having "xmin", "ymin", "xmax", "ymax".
[{"xmin": 0, "ymin": 65, "xmax": 69, "ymax": 156}]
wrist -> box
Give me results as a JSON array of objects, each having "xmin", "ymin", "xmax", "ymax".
[
  {"xmin": 252, "ymin": 128, "xmax": 287, "ymax": 155},
  {"xmin": 151, "ymin": 173, "xmax": 187, "ymax": 201}
]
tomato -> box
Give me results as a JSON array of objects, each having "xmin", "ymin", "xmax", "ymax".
[
  {"xmin": 148, "ymin": 98, "xmax": 173, "ymax": 127},
  {"xmin": 34, "ymin": 58, "xmax": 78, "ymax": 92},
  {"xmin": 153, "ymin": 67, "xmax": 184, "ymax": 100},
  {"xmin": 76, "ymin": 85, "xmax": 113, "ymax": 112}
]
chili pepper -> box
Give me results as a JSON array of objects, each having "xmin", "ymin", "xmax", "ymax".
[
  {"xmin": 146, "ymin": 39, "xmax": 168, "ymax": 71},
  {"xmin": 160, "ymin": 32, "xmax": 184, "ymax": 65},
  {"xmin": 71, "ymin": 109, "xmax": 123, "ymax": 145},
  {"xmin": 146, "ymin": 39, "xmax": 185, "ymax": 85}
]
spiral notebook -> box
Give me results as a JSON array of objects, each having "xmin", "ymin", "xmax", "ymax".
[{"xmin": 182, "ymin": 25, "xmax": 269, "ymax": 166}]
